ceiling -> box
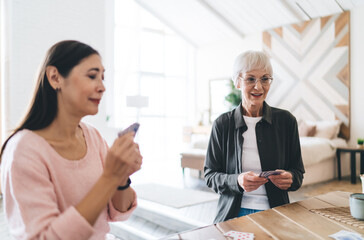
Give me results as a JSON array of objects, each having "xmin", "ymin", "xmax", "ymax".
[{"xmin": 135, "ymin": 0, "xmax": 364, "ymax": 47}]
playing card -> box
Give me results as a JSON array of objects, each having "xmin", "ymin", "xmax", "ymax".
[
  {"xmin": 329, "ymin": 230, "xmax": 364, "ymax": 240},
  {"xmin": 259, "ymin": 170, "xmax": 282, "ymax": 178},
  {"xmin": 117, "ymin": 123, "xmax": 140, "ymax": 137},
  {"xmin": 224, "ymin": 230, "xmax": 254, "ymax": 240}
]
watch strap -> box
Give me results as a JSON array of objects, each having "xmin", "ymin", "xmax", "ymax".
[{"xmin": 117, "ymin": 178, "xmax": 131, "ymax": 190}]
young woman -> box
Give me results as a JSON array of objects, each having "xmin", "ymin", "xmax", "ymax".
[{"xmin": 0, "ymin": 40, "xmax": 142, "ymax": 239}]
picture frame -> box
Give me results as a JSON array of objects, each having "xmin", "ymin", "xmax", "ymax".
[{"xmin": 208, "ymin": 78, "xmax": 231, "ymax": 123}]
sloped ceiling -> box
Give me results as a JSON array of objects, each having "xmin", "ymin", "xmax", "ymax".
[{"xmin": 135, "ymin": 0, "xmax": 364, "ymax": 47}]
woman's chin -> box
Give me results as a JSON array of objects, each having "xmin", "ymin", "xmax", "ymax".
[
  {"xmin": 248, "ymin": 99, "xmax": 264, "ymax": 106},
  {"xmin": 86, "ymin": 108, "xmax": 99, "ymax": 116}
]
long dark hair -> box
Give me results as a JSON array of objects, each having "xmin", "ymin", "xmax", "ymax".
[{"xmin": 0, "ymin": 40, "xmax": 99, "ymax": 159}]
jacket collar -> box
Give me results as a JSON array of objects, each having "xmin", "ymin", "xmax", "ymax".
[{"xmin": 234, "ymin": 101, "xmax": 272, "ymax": 130}]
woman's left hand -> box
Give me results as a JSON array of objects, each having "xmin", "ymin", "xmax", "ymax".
[{"xmin": 268, "ymin": 170, "xmax": 293, "ymax": 190}]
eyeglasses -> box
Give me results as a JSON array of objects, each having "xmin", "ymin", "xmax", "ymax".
[{"xmin": 240, "ymin": 76, "xmax": 273, "ymax": 86}]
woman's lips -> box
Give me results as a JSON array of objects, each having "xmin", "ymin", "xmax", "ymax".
[
  {"xmin": 251, "ymin": 93, "xmax": 263, "ymax": 97},
  {"xmin": 90, "ymin": 99, "xmax": 101, "ymax": 104}
]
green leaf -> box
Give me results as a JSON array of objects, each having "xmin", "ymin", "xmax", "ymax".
[{"xmin": 225, "ymin": 80, "xmax": 241, "ymax": 108}]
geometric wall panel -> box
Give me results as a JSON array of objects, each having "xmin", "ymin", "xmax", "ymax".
[{"xmin": 263, "ymin": 12, "xmax": 350, "ymax": 139}]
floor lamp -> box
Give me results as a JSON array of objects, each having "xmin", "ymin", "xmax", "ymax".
[{"xmin": 126, "ymin": 95, "xmax": 149, "ymax": 124}]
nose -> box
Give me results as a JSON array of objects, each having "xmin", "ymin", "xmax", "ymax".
[
  {"xmin": 253, "ymin": 79, "xmax": 263, "ymax": 90},
  {"xmin": 97, "ymin": 79, "xmax": 106, "ymax": 93}
]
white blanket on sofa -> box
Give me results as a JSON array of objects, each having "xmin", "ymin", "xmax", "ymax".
[{"xmin": 300, "ymin": 137, "xmax": 347, "ymax": 167}]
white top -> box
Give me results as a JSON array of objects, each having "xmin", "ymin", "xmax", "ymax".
[{"xmin": 240, "ymin": 116, "xmax": 270, "ymax": 210}]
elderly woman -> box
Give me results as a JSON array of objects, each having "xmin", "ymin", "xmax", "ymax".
[{"xmin": 204, "ymin": 50, "xmax": 305, "ymax": 223}]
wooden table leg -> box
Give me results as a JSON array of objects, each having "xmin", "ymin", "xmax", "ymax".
[
  {"xmin": 351, "ymin": 152, "xmax": 356, "ymax": 184},
  {"xmin": 336, "ymin": 150, "xmax": 341, "ymax": 180}
]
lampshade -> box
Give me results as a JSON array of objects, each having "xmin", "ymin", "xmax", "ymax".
[{"xmin": 126, "ymin": 95, "xmax": 149, "ymax": 108}]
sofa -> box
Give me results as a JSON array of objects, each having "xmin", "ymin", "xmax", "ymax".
[{"xmin": 180, "ymin": 120, "xmax": 348, "ymax": 186}]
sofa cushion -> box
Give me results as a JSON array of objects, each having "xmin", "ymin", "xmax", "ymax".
[{"xmin": 298, "ymin": 120, "xmax": 316, "ymax": 137}]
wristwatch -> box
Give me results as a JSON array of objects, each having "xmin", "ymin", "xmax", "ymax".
[{"xmin": 117, "ymin": 178, "xmax": 131, "ymax": 190}]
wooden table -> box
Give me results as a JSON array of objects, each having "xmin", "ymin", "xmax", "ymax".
[
  {"xmin": 162, "ymin": 191, "xmax": 364, "ymax": 240},
  {"xmin": 336, "ymin": 147, "xmax": 364, "ymax": 183}
]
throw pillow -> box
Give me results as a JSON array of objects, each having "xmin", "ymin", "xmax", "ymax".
[
  {"xmin": 298, "ymin": 120, "xmax": 316, "ymax": 137},
  {"xmin": 311, "ymin": 120, "xmax": 341, "ymax": 139}
]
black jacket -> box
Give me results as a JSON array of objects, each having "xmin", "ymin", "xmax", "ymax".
[{"xmin": 204, "ymin": 102, "xmax": 305, "ymax": 223}]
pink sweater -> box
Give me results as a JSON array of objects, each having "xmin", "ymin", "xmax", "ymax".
[{"xmin": 1, "ymin": 122, "xmax": 136, "ymax": 240}]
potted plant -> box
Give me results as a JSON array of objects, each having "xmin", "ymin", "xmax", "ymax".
[
  {"xmin": 358, "ymin": 138, "xmax": 364, "ymax": 149},
  {"xmin": 225, "ymin": 80, "xmax": 241, "ymax": 110}
]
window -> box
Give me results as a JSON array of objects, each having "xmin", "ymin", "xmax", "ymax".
[
  {"xmin": 0, "ymin": 0, "xmax": 3, "ymax": 142},
  {"xmin": 114, "ymin": 0, "xmax": 195, "ymax": 184}
]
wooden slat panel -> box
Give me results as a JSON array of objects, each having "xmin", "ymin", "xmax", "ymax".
[
  {"xmin": 274, "ymin": 202, "xmax": 355, "ymax": 237},
  {"xmin": 336, "ymin": 105, "xmax": 349, "ymax": 119},
  {"xmin": 248, "ymin": 209, "xmax": 320, "ymax": 239},
  {"xmin": 292, "ymin": 21, "xmax": 310, "ymax": 33},
  {"xmin": 263, "ymin": 32, "xmax": 271, "ymax": 49},
  {"xmin": 262, "ymin": 11, "xmax": 351, "ymax": 140},
  {"xmin": 336, "ymin": 32, "xmax": 349, "ymax": 47},
  {"xmin": 217, "ymin": 216, "xmax": 274, "ymax": 239},
  {"xmin": 337, "ymin": 64, "xmax": 349, "ymax": 87},
  {"xmin": 178, "ymin": 225, "xmax": 225, "ymax": 240},
  {"xmin": 321, "ymin": 15, "xmax": 331, "ymax": 30},
  {"xmin": 274, "ymin": 27, "xmax": 283, "ymax": 37},
  {"xmin": 335, "ymin": 11, "xmax": 349, "ymax": 37}
]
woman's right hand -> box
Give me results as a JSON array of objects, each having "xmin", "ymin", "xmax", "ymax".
[
  {"xmin": 103, "ymin": 132, "xmax": 142, "ymax": 185},
  {"xmin": 238, "ymin": 171, "xmax": 268, "ymax": 192}
]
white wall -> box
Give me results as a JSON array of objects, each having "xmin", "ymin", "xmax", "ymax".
[
  {"xmin": 347, "ymin": 5, "xmax": 364, "ymax": 176},
  {"xmin": 0, "ymin": 0, "xmax": 3, "ymax": 140},
  {"xmin": 349, "ymin": 6, "xmax": 364, "ymax": 147},
  {"xmin": 195, "ymin": 34, "xmax": 261, "ymax": 124},
  {"xmin": 1, "ymin": 0, "xmax": 116, "ymax": 144}
]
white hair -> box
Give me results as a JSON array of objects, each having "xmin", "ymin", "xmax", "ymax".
[{"xmin": 232, "ymin": 50, "xmax": 273, "ymax": 85}]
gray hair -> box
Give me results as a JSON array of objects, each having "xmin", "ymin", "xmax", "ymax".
[{"xmin": 232, "ymin": 50, "xmax": 273, "ymax": 85}]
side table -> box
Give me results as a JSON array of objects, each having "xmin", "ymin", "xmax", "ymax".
[{"xmin": 336, "ymin": 147, "xmax": 364, "ymax": 184}]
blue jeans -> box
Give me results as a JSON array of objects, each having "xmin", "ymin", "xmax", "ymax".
[{"xmin": 238, "ymin": 208, "xmax": 263, "ymax": 217}]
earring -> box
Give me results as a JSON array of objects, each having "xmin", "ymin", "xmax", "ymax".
[{"xmin": 55, "ymin": 87, "xmax": 60, "ymax": 92}]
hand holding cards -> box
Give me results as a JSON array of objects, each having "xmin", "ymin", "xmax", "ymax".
[
  {"xmin": 118, "ymin": 123, "xmax": 140, "ymax": 137},
  {"xmin": 263, "ymin": 170, "xmax": 293, "ymax": 190},
  {"xmin": 259, "ymin": 170, "xmax": 282, "ymax": 179},
  {"xmin": 103, "ymin": 122, "xmax": 142, "ymax": 189}
]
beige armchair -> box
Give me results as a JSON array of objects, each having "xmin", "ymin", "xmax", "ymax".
[
  {"xmin": 181, "ymin": 149, "xmax": 205, "ymax": 178},
  {"xmin": 180, "ymin": 125, "xmax": 211, "ymax": 178}
]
